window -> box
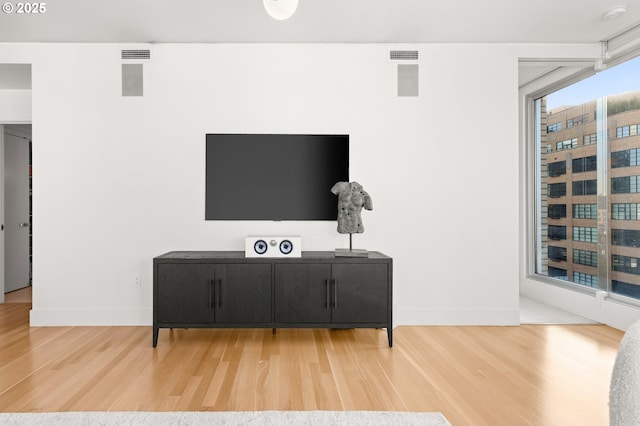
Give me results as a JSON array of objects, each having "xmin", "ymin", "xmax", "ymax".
[
  {"xmin": 572, "ymin": 156, "xmax": 597, "ymax": 173},
  {"xmin": 612, "ymin": 203, "xmax": 640, "ymax": 220},
  {"xmin": 533, "ymin": 55, "xmax": 640, "ymax": 298},
  {"xmin": 556, "ymin": 138, "xmax": 578, "ymax": 151},
  {"xmin": 612, "ymin": 176, "xmax": 640, "ymax": 193},
  {"xmin": 549, "ymin": 204, "xmax": 567, "ymax": 219},
  {"xmin": 612, "ymin": 254, "xmax": 640, "ymax": 275},
  {"xmin": 549, "ymin": 225, "xmax": 567, "ymax": 240},
  {"xmin": 548, "ymin": 160, "xmax": 567, "ymax": 177},
  {"xmin": 584, "ymin": 133, "xmax": 597, "ymax": 146},
  {"xmin": 573, "ymin": 272, "xmax": 599, "ymax": 288},
  {"xmin": 572, "ymin": 180, "xmax": 597, "ymax": 196},
  {"xmin": 549, "ymin": 246, "xmax": 567, "ymax": 262},
  {"xmin": 612, "ymin": 229, "xmax": 640, "ymax": 248},
  {"xmin": 574, "ymin": 249, "xmax": 598, "ymax": 267},
  {"xmin": 573, "ymin": 226, "xmax": 598, "ymax": 243},
  {"xmin": 573, "ymin": 203, "xmax": 597, "ymax": 219},
  {"xmin": 616, "ymin": 124, "xmax": 639, "ymax": 139},
  {"xmin": 548, "ymin": 183, "xmax": 566, "ymax": 198},
  {"xmin": 611, "ymin": 149, "xmax": 640, "ymax": 168},
  {"xmin": 567, "ymin": 114, "xmax": 589, "ymax": 128},
  {"xmin": 548, "ymin": 122, "xmax": 562, "ymax": 133}
]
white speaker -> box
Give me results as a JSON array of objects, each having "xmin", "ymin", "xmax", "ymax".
[{"xmin": 245, "ymin": 236, "xmax": 302, "ymax": 258}]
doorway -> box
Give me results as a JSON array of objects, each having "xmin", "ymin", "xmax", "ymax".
[{"xmin": 2, "ymin": 124, "xmax": 32, "ymax": 302}]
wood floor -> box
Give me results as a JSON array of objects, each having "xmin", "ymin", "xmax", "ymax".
[{"xmin": 0, "ymin": 301, "xmax": 623, "ymax": 425}]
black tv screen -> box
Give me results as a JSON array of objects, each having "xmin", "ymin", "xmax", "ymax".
[{"xmin": 205, "ymin": 134, "xmax": 349, "ymax": 220}]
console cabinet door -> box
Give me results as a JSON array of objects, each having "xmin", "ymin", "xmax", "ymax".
[
  {"xmin": 275, "ymin": 264, "xmax": 331, "ymax": 324},
  {"xmin": 214, "ymin": 264, "xmax": 272, "ymax": 324},
  {"xmin": 331, "ymin": 263, "xmax": 388, "ymax": 324},
  {"xmin": 156, "ymin": 263, "xmax": 216, "ymax": 324}
]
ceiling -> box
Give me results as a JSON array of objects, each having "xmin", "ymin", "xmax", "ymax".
[{"xmin": 0, "ymin": 0, "xmax": 638, "ymax": 44}]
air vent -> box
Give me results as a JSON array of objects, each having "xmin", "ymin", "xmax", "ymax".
[
  {"xmin": 121, "ymin": 50, "xmax": 150, "ymax": 60},
  {"xmin": 390, "ymin": 50, "xmax": 418, "ymax": 61}
]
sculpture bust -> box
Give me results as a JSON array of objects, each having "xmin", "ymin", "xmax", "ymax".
[{"xmin": 330, "ymin": 181, "xmax": 373, "ymax": 234}]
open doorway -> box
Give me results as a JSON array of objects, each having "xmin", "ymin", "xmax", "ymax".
[
  {"xmin": 3, "ymin": 124, "xmax": 32, "ymax": 303},
  {"xmin": 0, "ymin": 63, "xmax": 32, "ymax": 304}
]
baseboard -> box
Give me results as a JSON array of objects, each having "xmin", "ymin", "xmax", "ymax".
[
  {"xmin": 396, "ymin": 307, "xmax": 519, "ymax": 326},
  {"xmin": 30, "ymin": 308, "xmax": 152, "ymax": 326}
]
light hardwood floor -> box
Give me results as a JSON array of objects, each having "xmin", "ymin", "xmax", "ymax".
[{"xmin": 0, "ymin": 301, "xmax": 623, "ymax": 425}]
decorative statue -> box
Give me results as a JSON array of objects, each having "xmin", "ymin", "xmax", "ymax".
[{"xmin": 331, "ymin": 181, "xmax": 373, "ymax": 234}]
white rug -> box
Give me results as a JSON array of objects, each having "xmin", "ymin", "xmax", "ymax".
[{"xmin": 0, "ymin": 411, "xmax": 451, "ymax": 425}]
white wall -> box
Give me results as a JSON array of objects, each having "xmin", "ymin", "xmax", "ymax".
[
  {"xmin": 0, "ymin": 42, "xmax": 525, "ymax": 326},
  {"xmin": 0, "ymin": 89, "xmax": 31, "ymax": 122}
]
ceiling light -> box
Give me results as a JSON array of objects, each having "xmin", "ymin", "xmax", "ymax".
[
  {"xmin": 263, "ymin": 0, "xmax": 298, "ymax": 20},
  {"xmin": 602, "ymin": 5, "xmax": 628, "ymax": 20}
]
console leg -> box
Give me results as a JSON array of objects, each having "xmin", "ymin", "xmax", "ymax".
[
  {"xmin": 387, "ymin": 328, "xmax": 393, "ymax": 347},
  {"xmin": 272, "ymin": 328, "xmax": 276, "ymax": 335},
  {"xmin": 153, "ymin": 327, "xmax": 159, "ymax": 348}
]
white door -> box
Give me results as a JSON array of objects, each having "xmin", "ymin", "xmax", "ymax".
[{"xmin": 4, "ymin": 132, "xmax": 30, "ymax": 293}]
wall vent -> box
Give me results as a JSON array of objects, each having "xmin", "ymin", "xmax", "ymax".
[
  {"xmin": 121, "ymin": 50, "xmax": 151, "ymax": 60},
  {"xmin": 390, "ymin": 50, "xmax": 418, "ymax": 60}
]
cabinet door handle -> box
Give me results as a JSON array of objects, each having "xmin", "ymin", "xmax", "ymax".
[
  {"xmin": 208, "ymin": 280, "xmax": 214, "ymax": 310},
  {"xmin": 333, "ymin": 278, "xmax": 337, "ymax": 309},
  {"xmin": 325, "ymin": 279, "xmax": 330, "ymax": 309},
  {"xmin": 217, "ymin": 279, "xmax": 222, "ymax": 308}
]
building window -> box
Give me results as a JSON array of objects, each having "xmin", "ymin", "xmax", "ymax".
[
  {"xmin": 612, "ymin": 254, "xmax": 640, "ymax": 275},
  {"xmin": 556, "ymin": 138, "xmax": 578, "ymax": 151},
  {"xmin": 612, "ymin": 176, "xmax": 640, "ymax": 193},
  {"xmin": 572, "ymin": 156, "xmax": 597, "ymax": 173},
  {"xmin": 548, "ymin": 183, "xmax": 566, "ymax": 198},
  {"xmin": 573, "ymin": 272, "xmax": 599, "ymax": 288},
  {"xmin": 549, "ymin": 204, "xmax": 567, "ymax": 219},
  {"xmin": 548, "ymin": 122, "xmax": 562, "ymax": 133},
  {"xmin": 572, "ymin": 179, "xmax": 597, "ymax": 196},
  {"xmin": 549, "ymin": 246, "xmax": 567, "ymax": 262},
  {"xmin": 549, "ymin": 225, "xmax": 567, "ymax": 241},
  {"xmin": 611, "ymin": 148, "xmax": 640, "ymax": 168},
  {"xmin": 573, "ymin": 203, "xmax": 597, "ymax": 219},
  {"xmin": 616, "ymin": 124, "xmax": 639, "ymax": 139},
  {"xmin": 612, "ymin": 280, "xmax": 640, "ymax": 298},
  {"xmin": 612, "ymin": 229, "xmax": 640, "ymax": 248},
  {"xmin": 612, "ymin": 203, "xmax": 640, "ymax": 220},
  {"xmin": 567, "ymin": 114, "xmax": 589, "ymax": 128},
  {"xmin": 584, "ymin": 133, "xmax": 597, "ymax": 145},
  {"xmin": 573, "ymin": 249, "xmax": 598, "ymax": 267},
  {"xmin": 548, "ymin": 160, "xmax": 567, "ymax": 177},
  {"xmin": 573, "ymin": 226, "xmax": 598, "ymax": 243},
  {"xmin": 549, "ymin": 267, "xmax": 568, "ymax": 280}
]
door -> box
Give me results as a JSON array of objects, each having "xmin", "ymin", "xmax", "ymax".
[
  {"xmin": 4, "ymin": 132, "xmax": 30, "ymax": 293},
  {"xmin": 275, "ymin": 263, "xmax": 332, "ymax": 324},
  {"xmin": 331, "ymin": 263, "xmax": 388, "ymax": 324},
  {"xmin": 215, "ymin": 264, "xmax": 272, "ymax": 324},
  {"xmin": 156, "ymin": 263, "xmax": 216, "ymax": 324}
]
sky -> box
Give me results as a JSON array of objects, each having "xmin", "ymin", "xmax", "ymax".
[{"xmin": 546, "ymin": 55, "xmax": 640, "ymax": 110}]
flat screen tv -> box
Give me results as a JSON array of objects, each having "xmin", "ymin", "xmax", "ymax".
[{"xmin": 205, "ymin": 134, "xmax": 349, "ymax": 220}]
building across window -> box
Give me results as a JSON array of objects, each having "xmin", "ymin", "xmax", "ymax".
[
  {"xmin": 616, "ymin": 124, "xmax": 639, "ymax": 139},
  {"xmin": 573, "ymin": 272, "xmax": 599, "ymax": 288},
  {"xmin": 612, "ymin": 229, "xmax": 640, "ymax": 248},
  {"xmin": 573, "ymin": 203, "xmax": 597, "ymax": 219},
  {"xmin": 574, "ymin": 249, "xmax": 598, "ymax": 267},
  {"xmin": 556, "ymin": 138, "xmax": 578, "ymax": 151},
  {"xmin": 612, "ymin": 176, "xmax": 640, "ymax": 194},
  {"xmin": 573, "ymin": 226, "xmax": 597, "ymax": 243},
  {"xmin": 549, "ymin": 246, "xmax": 567, "ymax": 262},
  {"xmin": 572, "ymin": 156, "xmax": 597, "ymax": 173},
  {"xmin": 612, "ymin": 203, "xmax": 640, "ymax": 220},
  {"xmin": 612, "ymin": 254, "xmax": 640, "ymax": 275},
  {"xmin": 572, "ymin": 179, "xmax": 597, "ymax": 196}
]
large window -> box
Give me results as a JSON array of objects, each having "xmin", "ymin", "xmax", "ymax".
[{"xmin": 534, "ymin": 55, "xmax": 640, "ymax": 300}]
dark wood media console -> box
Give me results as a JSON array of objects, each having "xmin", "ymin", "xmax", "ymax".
[{"xmin": 153, "ymin": 251, "xmax": 393, "ymax": 347}]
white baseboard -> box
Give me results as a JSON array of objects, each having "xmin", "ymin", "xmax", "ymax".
[
  {"xmin": 396, "ymin": 307, "xmax": 519, "ymax": 326},
  {"xmin": 30, "ymin": 308, "xmax": 152, "ymax": 326}
]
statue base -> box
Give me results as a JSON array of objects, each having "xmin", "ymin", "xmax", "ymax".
[{"xmin": 335, "ymin": 248, "xmax": 369, "ymax": 258}]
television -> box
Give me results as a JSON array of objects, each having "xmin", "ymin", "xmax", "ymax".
[{"xmin": 205, "ymin": 134, "xmax": 349, "ymax": 220}]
